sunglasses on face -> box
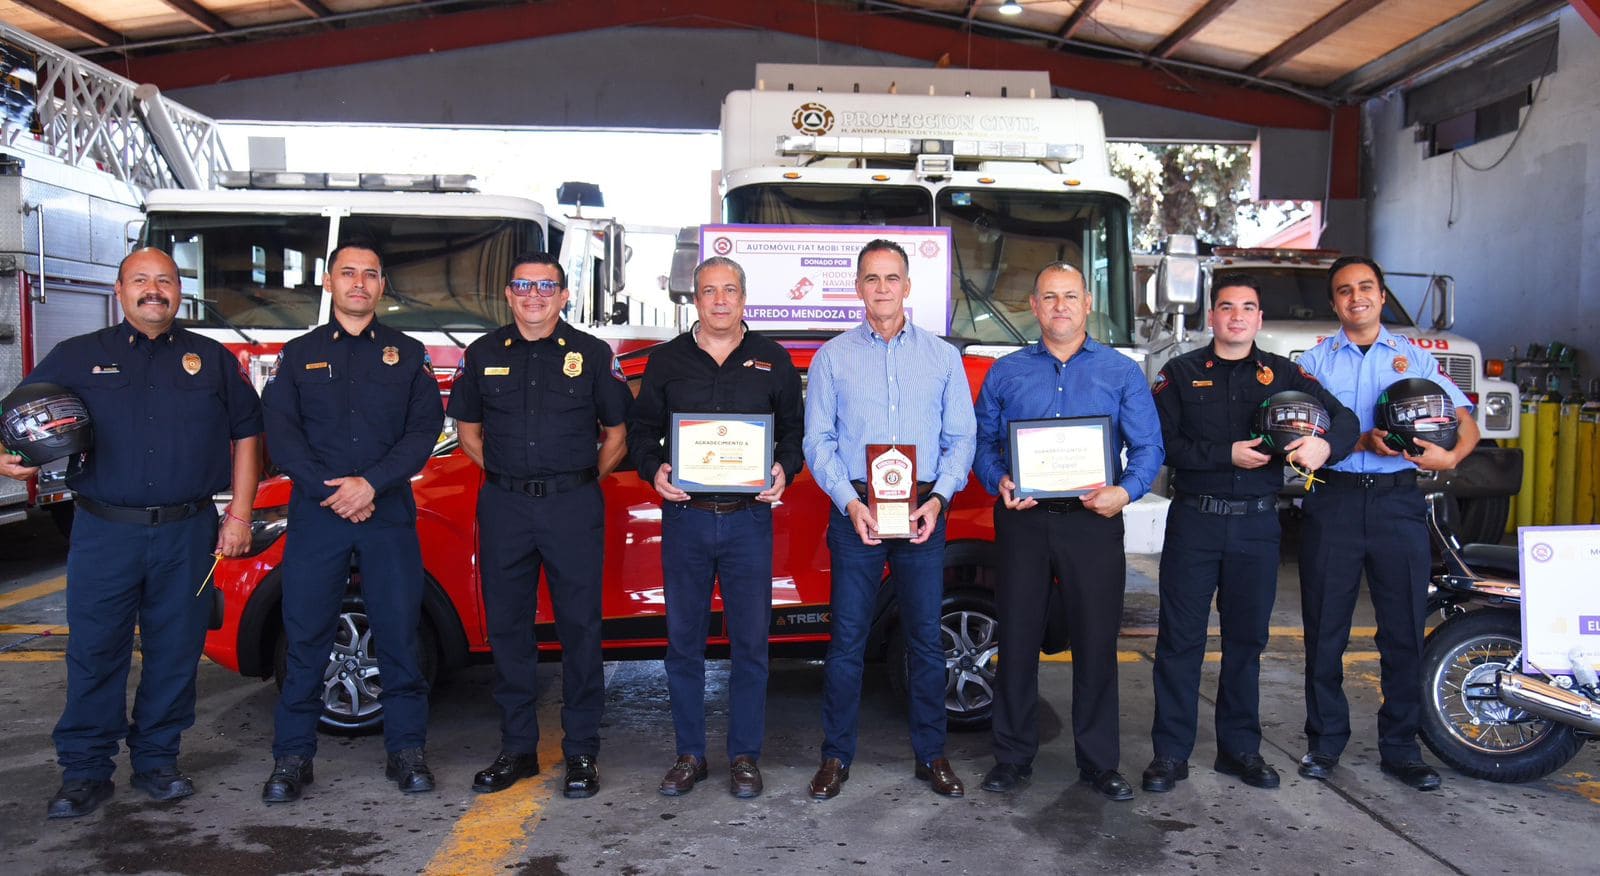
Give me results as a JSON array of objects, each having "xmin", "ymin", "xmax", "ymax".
[{"xmin": 508, "ymin": 279, "xmax": 562, "ymax": 297}]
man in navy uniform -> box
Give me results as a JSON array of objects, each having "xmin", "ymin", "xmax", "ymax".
[
  {"xmin": 1142, "ymin": 274, "xmax": 1356, "ymax": 794},
  {"xmin": 259, "ymin": 242, "xmax": 444, "ymax": 802},
  {"xmin": 448, "ymin": 253, "xmax": 631, "ymax": 799},
  {"xmin": 0, "ymin": 248, "xmax": 262, "ymax": 818},
  {"xmin": 627, "ymin": 256, "xmax": 803, "ymax": 799},
  {"xmin": 973, "ymin": 262, "xmax": 1163, "ymax": 801},
  {"xmin": 1295, "ymin": 256, "xmax": 1477, "ymax": 792}
]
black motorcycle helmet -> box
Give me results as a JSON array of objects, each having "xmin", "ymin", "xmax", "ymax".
[
  {"xmin": 1252, "ymin": 391, "xmax": 1331, "ymax": 454},
  {"xmin": 0, "ymin": 382, "xmax": 93, "ymax": 465},
  {"xmin": 1376, "ymin": 377, "xmax": 1459, "ymax": 455}
]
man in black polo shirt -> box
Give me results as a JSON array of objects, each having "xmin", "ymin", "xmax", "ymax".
[
  {"xmin": 626, "ymin": 256, "xmax": 803, "ymax": 799},
  {"xmin": 447, "ymin": 253, "xmax": 631, "ymax": 799}
]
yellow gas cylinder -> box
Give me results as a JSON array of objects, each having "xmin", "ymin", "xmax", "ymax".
[
  {"xmin": 1516, "ymin": 395, "xmax": 1539, "ymax": 529},
  {"xmin": 1556, "ymin": 401, "xmax": 1580, "ymax": 524},
  {"xmin": 1579, "ymin": 401, "xmax": 1600, "ymax": 525},
  {"xmin": 1534, "ymin": 394, "xmax": 1559, "ymax": 525},
  {"xmin": 1504, "ymin": 432, "xmax": 1520, "ymax": 535}
]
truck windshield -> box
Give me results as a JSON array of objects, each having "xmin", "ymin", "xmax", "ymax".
[
  {"xmin": 725, "ymin": 183, "xmax": 932, "ymax": 227},
  {"xmin": 938, "ymin": 189, "xmax": 1133, "ymax": 346},
  {"xmin": 1195, "ymin": 266, "xmax": 1413, "ymax": 330},
  {"xmin": 147, "ymin": 212, "xmax": 543, "ymax": 332},
  {"xmin": 146, "ymin": 212, "xmax": 329, "ymax": 330}
]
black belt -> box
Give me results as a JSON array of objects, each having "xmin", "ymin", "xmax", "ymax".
[
  {"xmin": 77, "ymin": 496, "xmax": 209, "ymax": 526},
  {"xmin": 487, "ymin": 468, "xmax": 597, "ymax": 498},
  {"xmin": 1034, "ymin": 497, "xmax": 1085, "ymax": 513},
  {"xmin": 1320, "ymin": 469, "xmax": 1418, "ymax": 490},
  {"xmin": 851, "ymin": 480, "xmax": 936, "ymax": 503},
  {"xmin": 682, "ymin": 496, "xmax": 760, "ymax": 514},
  {"xmin": 1176, "ymin": 492, "xmax": 1276, "ymax": 516}
]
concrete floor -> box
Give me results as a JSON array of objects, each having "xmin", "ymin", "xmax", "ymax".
[{"xmin": 2, "ymin": 512, "xmax": 1597, "ymax": 876}]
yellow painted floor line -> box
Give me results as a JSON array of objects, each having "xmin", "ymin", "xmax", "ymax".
[
  {"xmin": 423, "ymin": 725, "xmax": 564, "ymax": 875},
  {"xmin": 1119, "ymin": 625, "xmax": 1379, "ymax": 639},
  {"xmin": 1040, "ymin": 650, "xmax": 1381, "ymax": 664},
  {"xmin": 0, "ymin": 652, "xmax": 63, "ymax": 662},
  {"xmin": 0, "ymin": 624, "xmax": 61, "ymax": 635},
  {"xmin": 0, "ymin": 576, "xmax": 66, "ymax": 611}
]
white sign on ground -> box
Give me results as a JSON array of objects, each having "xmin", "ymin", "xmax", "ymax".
[
  {"xmin": 698, "ymin": 225, "xmax": 952, "ymax": 334},
  {"xmin": 1519, "ymin": 525, "xmax": 1600, "ymax": 674}
]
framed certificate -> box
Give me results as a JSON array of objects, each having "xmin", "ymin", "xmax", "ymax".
[
  {"xmin": 1008, "ymin": 416, "xmax": 1113, "ymax": 499},
  {"xmin": 669, "ymin": 413, "xmax": 774, "ymax": 493}
]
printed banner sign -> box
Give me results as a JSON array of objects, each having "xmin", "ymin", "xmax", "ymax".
[{"xmin": 1520, "ymin": 525, "xmax": 1600, "ymax": 675}]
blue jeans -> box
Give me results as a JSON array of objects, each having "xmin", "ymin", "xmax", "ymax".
[
  {"xmin": 662, "ymin": 501, "xmax": 773, "ymax": 761},
  {"xmin": 821, "ymin": 508, "xmax": 947, "ymax": 766}
]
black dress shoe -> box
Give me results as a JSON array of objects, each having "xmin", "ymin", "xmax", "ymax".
[
  {"xmin": 980, "ymin": 762, "xmax": 1032, "ymax": 793},
  {"xmin": 563, "ymin": 755, "xmax": 599, "ymax": 799},
  {"xmin": 1141, "ymin": 757, "xmax": 1189, "ymax": 793},
  {"xmin": 1080, "ymin": 768, "xmax": 1135, "ymax": 801},
  {"xmin": 46, "ymin": 778, "xmax": 113, "ymax": 819},
  {"xmin": 386, "ymin": 748, "xmax": 435, "ymax": 793},
  {"xmin": 261, "ymin": 756, "xmax": 313, "ymax": 804},
  {"xmin": 474, "ymin": 752, "xmax": 540, "ymax": 794},
  {"xmin": 1214, "ymin": 752, "xmax": 1280, "ymax": 789},
  {"xmin": 1297, "ymin": 753, "xmax": 1338, "ymax": 781},
  {"xmin": 1380, "ymin": 760, "xmax": 1442, "ymax": 791},
  {"xmin": 130, "ymin": 766, "xmax": 195, "ymax": 801}
]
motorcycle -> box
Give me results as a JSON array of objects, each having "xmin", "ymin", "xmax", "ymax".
[{"xmin": 1419, "ymin": 493, "xmax": 1599, "ymax": 782}]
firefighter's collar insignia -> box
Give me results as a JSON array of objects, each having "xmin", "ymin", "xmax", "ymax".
[
  {"xmin": 1256, "ymin": 365, "xmax": 1273, "ymax": 385},
  {"xmin": 563, "ymin": 351, "xmax": 583, "ymax": 377},
  {"xmin": 182, "ymin": 353, "xmax": 202, "ymax": 376},
  {"xmin": 504, "ymin": 337, "xmax": 513, "ymax": 347},
  {"xmin": 1393, "ymin": 357, "xmax": 1409, "ymax": 374},
  {"xmin": 383, "ymin": 346, "xmax": 400, "ymax": 366},
  {"xmin": 558, "ymin": 337, "xmax": 567, "ymax": 347}
]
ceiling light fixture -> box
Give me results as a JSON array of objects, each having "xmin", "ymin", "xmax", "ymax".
[{"xmin": 998, "ymin": 0, "xmax": 1023, "ymax": 15}]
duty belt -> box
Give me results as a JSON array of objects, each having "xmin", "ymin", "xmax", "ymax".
[
  {"xmin": 1320, "ymin": 469, "xmax": 1418, "ymax": 490},
  {"xmin": 1176, "ymin": 492, "xmax": 1276, "ymax": 516},
  {"xmin": 487, "ymin": 468, "xmax": 597, "ymax": 498},
  {"xmin": 1035, "ymin": 497, "xmax": 1085, "ymax": 513},
  {"xmin": 682, "ymin": 495, "xmax": 760, "ymax": 513},
  {"xmin": 76, "ymin": 496, "xmax": 209, "ymax": 526}
]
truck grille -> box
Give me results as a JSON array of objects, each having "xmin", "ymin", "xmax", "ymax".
[{"xmin": 1436, "ymin": 354, "xmax": 1475, "ymax": 393}]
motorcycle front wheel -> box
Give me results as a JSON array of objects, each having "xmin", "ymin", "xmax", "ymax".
[{"xmin": 1420, "ymin": 609, "xmax": 1583, "ymax": 783}]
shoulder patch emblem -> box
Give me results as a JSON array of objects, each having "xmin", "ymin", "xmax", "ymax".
[
  {"xmin": 610, "ymin": 355, "xmax": 626, "ymax": 382},
  {"xmin": 1152, "ymin": 371, "xmax": 1170, "ymax": 394},
  {"xmin": 563, "ymin": 351, "xmax": 583, "ymax": 378},
  {"xmin": 1298, "ymin": 365, "xmax": 1319, "ymax": 383}
]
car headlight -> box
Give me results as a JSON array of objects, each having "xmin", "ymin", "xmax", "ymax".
[{"xmin": 246, "ymin": 505, "xmax": 290, "ymax": 556}]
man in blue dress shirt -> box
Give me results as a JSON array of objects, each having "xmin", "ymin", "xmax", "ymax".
[
  {"xmin": 803, "ymin": 239, "xmax": 976, "ymax": 800},
  {"xmin": 1295, "ymin": 256, "xmax": 1477, "ymax": 792},
  {"xmin": 973, "ymin": 262, "xmax": 1163, "ymax": 801},
  {"xmin": 1, "ymin": 248, "xmax": 262, "ymax": 818}
]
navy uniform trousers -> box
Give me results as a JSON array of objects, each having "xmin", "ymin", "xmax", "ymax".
[
  {"xmin": 273, "ymin": 493, "xmax": 428, "ymax": 758},
  {"xmin": 1298, "ymin": 480, "xmax": 1432, "ymax": 763},
  {"xmin": 56, "ymin": 508, "xmax": 218, "ymax": 782},
  {"xmin": 477, "ymin": 479, "xmax": 606, "ymax": 759},
  {"xmin": 1150, "ymin": 501, "xmax": 1279, "ymax": 760}
]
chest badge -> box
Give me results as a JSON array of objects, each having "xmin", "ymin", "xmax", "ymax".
[
  {"xmin": 382, "ymin": 346, "xmax": 400, "ymax": 366},
  {"xmin": 1393, "ymin": 358, "xmax": 1409, "ymax": 374},
  {"xmin": 563, "ymin": 351, "xmax": 583, "ymax": 377},
  {"xmin": 1256, "ymin": 365, "xmax": 1273, "ymax": 386},
  {"xmin": 182, "ymin": 353, "xmax": 202, "ymax": 376}
]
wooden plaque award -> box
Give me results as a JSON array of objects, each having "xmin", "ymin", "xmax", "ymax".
[{"xmin": 866, "ymin": 444, "xmax": 916, "ymax": 539}]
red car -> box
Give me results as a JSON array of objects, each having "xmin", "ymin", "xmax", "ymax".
[{"xmin": 204, "ymin": 333, "xmax": 1003, "ymax": 732}]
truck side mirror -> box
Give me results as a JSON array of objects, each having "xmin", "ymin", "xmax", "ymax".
[
  {"xmin": 667, "ymin": 226, "xmax": 700, "ymax": 305},
  {"xmin": 601, "ymin": 222, "xmax": 627, "ymax": 296},
  {"xmin": 1428, "ymin": 275, "xmax": 1455, "ymax": 331},
  {"xmin": 1156, "ymin": 234, "xmax": 1201, "ymax": 314}
]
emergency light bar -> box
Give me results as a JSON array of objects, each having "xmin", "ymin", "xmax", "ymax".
[
  {"xmin": 1212, "ymin": 247, "xmax": 1342, "ymax": 263},
  {"xmin": 217, "ymin": 170, "xmax": 478, "ymax": 193},
  {"xmin": 777, "ymin": 134, "xmax": 1082, "ymax": 163}
]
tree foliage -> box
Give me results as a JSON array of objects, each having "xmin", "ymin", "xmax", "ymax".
[{"xmin": 1109, "ymin": 143, "xmax": 1255, "ymax": 251}]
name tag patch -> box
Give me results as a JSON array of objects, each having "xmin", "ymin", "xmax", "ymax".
[
  {"xmin": 1191, "ymin": 379, "xmax": 1213, "ymax": 387},
  {"xmin": 305, "ymin": 362, "xmax": 329, "ymax": 370},
  {"xmin": 484, "ymin": 366, "xmax": 511, "ymax": 376}
]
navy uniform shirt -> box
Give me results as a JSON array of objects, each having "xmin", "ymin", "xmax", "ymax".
[
  {"xmin": 1153, "ymin": 344, "xmax": 1359, "ymax": 498},
  {"xmin": 445, "ymin": 321, "xmax": 631, "ymax": 478},
  {"xmin": 21, "ymin": 321, "xmax": 263, "ymax": 507},
  {"xmin": 974, "ymin": 337, "xmax": 1163, "ymax": 500},
  {"xmin": 261, "ymin": 319, "xmax": 444, "ymax": 514},
  {"xmin": 626, "ymin": 324, "xmax": 804, "ymax": 488}
]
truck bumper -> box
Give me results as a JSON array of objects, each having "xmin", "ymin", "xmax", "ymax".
[{"xmin": 1419, "ymin": 445, "xmax": 1522, "ymax": 498}]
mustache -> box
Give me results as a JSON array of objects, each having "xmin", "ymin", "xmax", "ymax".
[{"xmin": 138, "ymin": 295, "xmax": 169, "ymax": 306}]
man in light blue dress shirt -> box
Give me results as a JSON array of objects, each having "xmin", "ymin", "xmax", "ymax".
[
  {"xmin": 1294, "ymin": 256, "xmax": 1477, "ymax": 793},
  {"xmin": 972, "ymin": 263, "xmax": 1163, "ymax": 801},
  {"xmin": 802, "ymin": 239, "xmax": 977, "ymax": 800}
]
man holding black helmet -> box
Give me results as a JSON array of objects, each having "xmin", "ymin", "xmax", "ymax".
[
  {"xmin": 0, "ymin": 248, "xmax": 262, "ymax": 818},
  {"xmin": 1295, "ymin": 256, "xmax": 1477, "ymax": 791},
  {"xmin": 1142, "ymin": 274, "xmax": 1356, "ymax": 794}
]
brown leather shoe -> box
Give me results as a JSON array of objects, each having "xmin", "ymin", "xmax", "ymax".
[
  {"xmin": 808, "ymin": 757, "xmax": 849, "ymax": 800},
  {"xmin": 914, "ymin": 758, "xmax": 965, "ymax": 797},
  {"xmin": 658, "ymin": 755, "xmax": 708, "ymax": 796},
  {"xmin": 730, "ymin": 756, "xmax": 763, "ymax": 799}
]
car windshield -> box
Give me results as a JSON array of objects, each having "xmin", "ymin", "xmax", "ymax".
[{"xmin": 148, "ymin": 211, "xmax": 543, "ymax": 333}]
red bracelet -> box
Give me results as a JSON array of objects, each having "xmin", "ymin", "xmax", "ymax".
[{"xmin": 224, "ymin": 510, "xmax": 251, "ymax": 527}]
